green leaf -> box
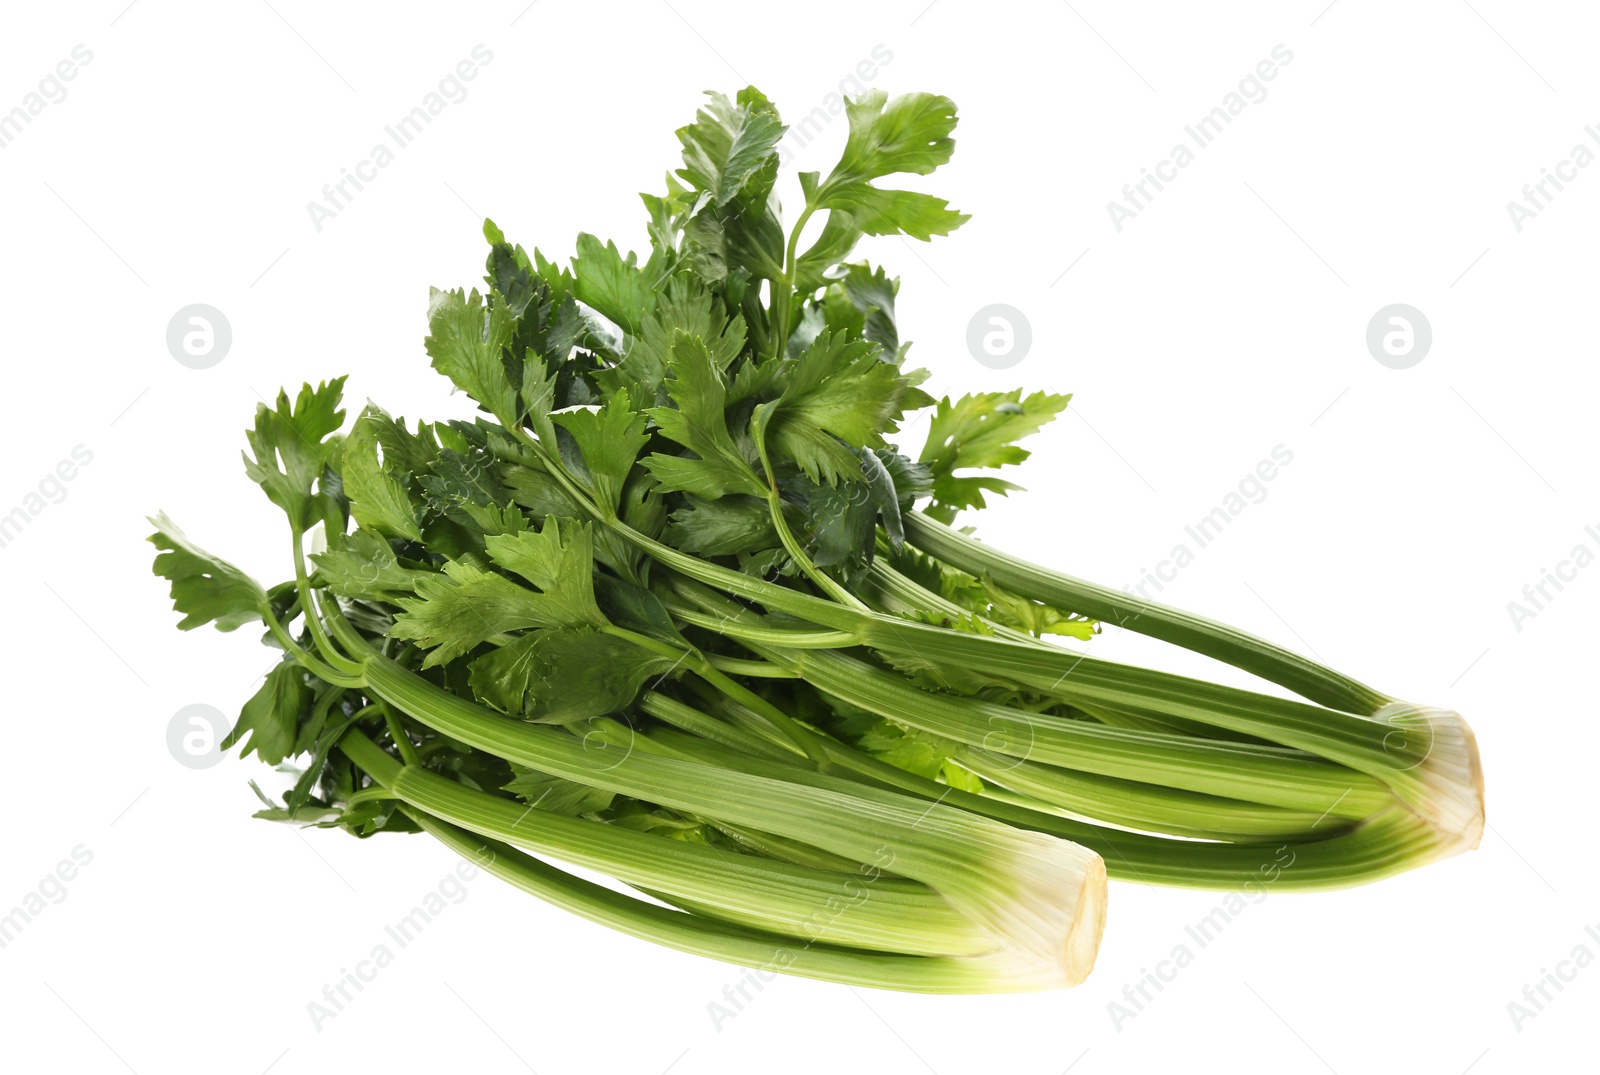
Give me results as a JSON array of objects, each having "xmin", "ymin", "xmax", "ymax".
[
  {"xmin": 807, "ymin": 91, "xmax": 970, "ymax": 246},
  {"xmin": 148, "ymin": 512, "xmax": 268, "ymax": 631},
  {"xmin": 530, "ymin": 628, "xmax": 679, "ymax": 723},
  {"xmin": 794, "ymin": 209, "xmax": 865, "ymax": 293},
  {"xmin": 822, "ymin": 186, "xmax": 968, "ymax": 241},
  {"xmin": 757, "ymin": 331, "xmax": 932, "ymax": 485},
  {"xmin": 468, "ymin": 626, "xmax": 677, "ymax": 723},
  {"xmin": 979, "ymin": 575, "xmax": 1097, "ymax": 640},
  {"xmin": 572, "ymin": 234, "xmax": 659, "ymax": 336},
  {"xmin": 663, "ymin": 494, "xmax": 776, "ymax": 557},
  {"xmin": 311, "ymin": 527, "xmax": 434, "ymax": 603},
  {"xmin": 483, "ymin": 219, "xmax": 576, "ymax": 316},
  {"xmin": 641, "ymin": 174, "xmax": 693, "ymax": 256},
  {"xmin": 593, "ymin": 574, "xmax": 692, "ymax": 650},
  {"xmin": 823, "ymin": 263, "xmax": 900, "ymax": 355},
  {"xmin": 418, "ymin": 446, "xmax": 505, "ymax": 517},
  {"xmin": 223, "ymin": 658, "xmax": 312, "ymax": 765},
  {"xmin": 919, "ymin": 390, "xmax": 1071, "ymax": 519},
  {"xmin": 643, "ymin": 333, "xmax": 767, "ymax": 499},
  {"xmin": 341, "ymin": 405, "xmax": 422, "ymax": 541},
  {"xmin": 675, "ymin": 88, "xmax": 787, "ymax": 285},
  {"xmin": 855, "ymin": 719, "xmax": 963, "ymax": 782},
  {"xmin": 552, "ymin": 389, "xmax": 650, "ymax": 517},
  {"xmin": 241, "ymin": 379, "xmax": 348, "ymax": 534},
  {"xmin": 482, "ymin": 517, "xmax": 608, "ymax": 629},
  {"xmin": 424, "ymin": 287, "xmax": 522, "ymax": 429},
  {"xmin": 676, "ymin": 89, "xmax": 788, "ymax": 207},
  {"xmin": 364, "ymin": 409, "xmax": 441, "ymax": 478},
  {"xmin": 922, "ymin": 474, "xmax": 1023, "ymax": 523},
  {"xmin": 833, "ymin": 91, "xmax": 960, "ymax": 182},
  {"xmin": 390, "ymin": 524, "xmax": 602, "ymax": 668},
  {"xmin": 503, "ymin": 763, "xmax": 616, "ymax": 816},
  {"xmin": 466, "ymin": 630, "xmax": 545, "ymax": 714},
  {"xmin": 920, "ymin": 390, "xmax": 1072, "ymax": 474},
  {"xmin": 593, "ymin": 275, "xmax": 747, "ymax": 407}
]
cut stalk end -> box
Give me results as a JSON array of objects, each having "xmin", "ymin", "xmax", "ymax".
[
  {"xmin": 1062, "ymin": 852, "xmax": 1108, "ymax": 987},
  {"xmin": 953, "ymin": 831, "xmax": 1107, "ymax": 989},
  {"xmin": 1373, "ymin": 702, "xmax": 1485, "ymax": 858}
]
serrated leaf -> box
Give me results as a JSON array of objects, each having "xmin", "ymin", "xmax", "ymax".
[
  {"xmin": 919, "ymin": 390, "xmax": 1071, "ymax": 520},
  {"xmin": 424, "ymin": 288, "xmax": 521, "ymax": 428},
  {"xmin": 834, "ymin": 91, "xmax": 960, "ymax": 182},
  {"xmin": 676, "ymin": 89, "xmax": 787, "ymax": 207},
  {"xmin": 390, "ymin": 544, "xmax": 598, "ymax": 668},
  {"xmin": 823, "ymin": 186, "xmax": 968, "ymax": 241},
  {"xmin": 829, "ymin": 263, "xmax": 900, "ymax": 353},
  {"xmin": 920, "ymin": 390, "xmax": 1072, "ymax": 475},
  {"xmin": 572, "ymin": 234, "xmax": 658, "ymax": 336},
  {"xmin": 468, "ymin": 626, "xmax": 677, "ymax": 723},
  {"xmin": 483, "ymin": 517, "xmax": 607, "ymax": 628},
  {"xmin": 756, "ymin": 331, "xmax": 931, "ymax": 485},
  {"xmin": 502, "ymin": 763, "xmax": 616, "ymax": 816},
  {"xmin": 593, "ymin": 275, "xmax": 747, "ymax": 407},
  {"xmin": 342, "ymin": 405, "xmax": 422, "ymax": 541},
  {"xmin": 643, "ymin": 333, "xmax": 766, "ymax": 499},
  {"xmin": 222, "ymin": 658, "xmax": 312, "ymax": 766},
  {"xmin": 808, "ymin": 91, "xmax": 970, "ymax": 246},
  {"xmin": 241, "ymin": 379, "xmax": 347, "ymax": 534},
  {"xmin": 663, "ymin": 494, "xmax": 776, "ymax": 557},
  {"xmin": 552, "ymin": 388, "xmax": 649, "ymax": 517},
  {"xmin": 148, "ymin": 512, "xmax": 267, "ymax": 632},
  {"xmin": 311, "ymin": 527, "xmax": 434, "ymax": 603}
]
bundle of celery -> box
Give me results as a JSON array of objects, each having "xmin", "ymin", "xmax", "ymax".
[{"xmin": 150, "ymin": 87, "xmax": 1482, "ymax": 993}]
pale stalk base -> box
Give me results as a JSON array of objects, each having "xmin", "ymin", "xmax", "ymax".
[
  {"xmin": 954, "ymin": 833, "xmax": 1107, "ymax": 989},
  {"xmin": 1372, "ymin": 702, "xmax": 1486, "ymax": 858}
]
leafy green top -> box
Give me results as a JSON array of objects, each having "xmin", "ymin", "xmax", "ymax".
[{"xmin": 147, "ymin": 83, "xmax": 1080, "ymax": 835}]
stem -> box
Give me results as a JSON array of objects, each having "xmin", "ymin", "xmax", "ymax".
[
  {"xmin": 638, "ymin": 689, "xmax": 799, "ymax": 762},
  {"xmin": 704, "ymin": 655, "xmax": 798, "ymax": 679},
  {"xmin": 903, "ymin": 511, "xmax": 1390, "ymax": 714},
  {"xmin": 692, "ymin": 675, "xmax": 1354, "ymax": 843},
  {"xmin": 769, "ymin": 204, "xmax": 816, "ymax": 360},
  {"xmin": 291, "ymin": 528, "xmax": 365, "ymax": 678},
  {"xmin": 765, "ymin": 486, "xmax": 867, "ymax": 609},
  {"xmin": 751, "ymin": 402, "xmax": 868, "ymax": 610},
  {"xmin": 954, "ymin": 749, "xmax": 1346, "ymax": 841},
  {"xmin": 664, "ymin": 572, "xmax": 1429, "ymax": 805},
  {"xmin": 614, "ymin": 700, "xmax": 1465, "ymax": 890},
  {"xmin": 352, "ymin": 655, "xmax": 1107, "ymax": 985},
  {"xmin": 257, "ymin": 598, "xmax": 363, "ymax": 688},
  {"xmin": 404, "ymin": 809, "xmax": 1040, "ymax": 993},
  {"xmin": 599, "ymin": 624, "xmax": 822, "ymax": 761},
  {"xmin": 756, "ymin": 645, "xmax": 1390, "ymax": 818},
  {"xmin": 665, "ymin": 601, "xmax": 855, "ymax": 649},
  {"xmin": 339, "ymin": 729, "xmax": 987, "ymax": 958},
  {"xmin": 380, "ymin": 702, "xmax": 421, "ymax": 767}
]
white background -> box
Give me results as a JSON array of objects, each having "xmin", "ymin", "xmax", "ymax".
[{"xmin": 1, "ymin": 1, "xmax": 1595, "ymax": 1072}]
